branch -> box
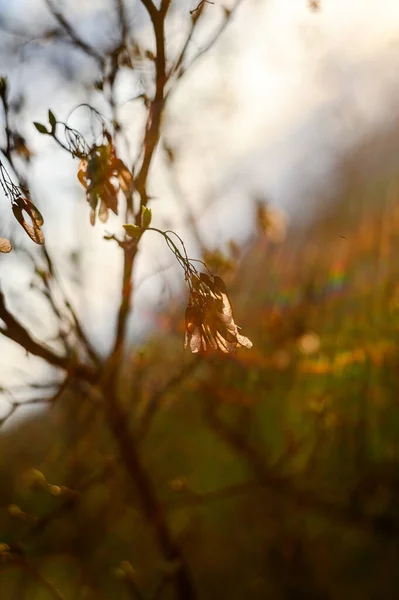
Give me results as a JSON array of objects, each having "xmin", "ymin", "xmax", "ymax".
[
  {"xmin": 0, "ymin": 557, "xmax": 67, "ymax": 600},
  {"xmin": 0, "ymin": 289, "xmax": 97, "ymax": 383},
  {"xmin": 103, "ymin": 384, "xmax": 197, "ymax": 600},
  {"xmin": 166, "ymin": 479, "xmax": 399, "ymax": 539},
  {"xmin": 6, "ymin": 458, "xmax": 117, "ymax": 556},
  {"xmin": 110, "ymin": 245, "xmax": 137, "ymax": 363},
  {"xmin": 137, "ymin": 359, "xmax": 202, "ymax": 439},
  {"xmin": 41, "ymin": 246, "xmax": 101, "ymax": 368},
  {"xmin": 202, "ymin": 398, "xmax": 269, "ymax": 479},
  {"xmin": 43, "ymin": 0, "xmax": 104, "ymax": 68},
  {"xmin": 108, "ymin": 0, "xmax": 171, "ymax": 368},
  {"xmin": 167, "ymin": 0, "xmax": 244, "ymax": 89},
  {"xmin": 135, "ymin": 0, "xmax": 171, "ymax": 199}
]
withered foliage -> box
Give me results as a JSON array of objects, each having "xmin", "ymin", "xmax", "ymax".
[
  {"xmin": 11, "ymin": 196, "xmax": 44, "ymax": 245},
  {"xmin": 77, "ymin": 132, "xmax": 133, "ymax": 226},
  {"xmin": 0, "ymin": 163, "xmax": 45, "ymax": 250},
  {"xmin": 184, "ymin": 272, "xmax": 252, "ymax": 354},
  {"xmin": 0, "ymin": 237, "xmax": 12, "ymax": 253}
]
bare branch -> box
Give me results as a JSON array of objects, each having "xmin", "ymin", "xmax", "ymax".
[
  {"xmin": 0, "ymin": 289, "xmax": 97, "ymax": 383},
  {"xmin": 43, "ymin": 0, "xmax": 105, "ymax": 68},
  {"xmin": 135, "ymin": 0, "xmax": 171, "ymax": 199},
  {"xmin": 41, "ymin": 246, "xmax": 102, "ymax": 368},
  {"xmin": 166, "ymin": 479, "xmax": 399, "ymax": 539},
  {"xmin": 102, "ymin": 383, "xmax": 197, "ymax": 600},
  {"xmin": 137, "ymin": 359, "xmax": 202, "ymax": 439},
  {"xmin": 108, "ymin": 0, "xmax": 171, "ymax": 370},
  {"xmin": 168, "ymin": 0, "xmax": 244, "ymax": 88},
  {"xmin": 0, "ymin": 557, "xmax": 67, "ymax": 600}
]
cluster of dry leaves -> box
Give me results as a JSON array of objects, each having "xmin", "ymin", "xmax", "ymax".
[
  {"xmin": 184, "ymin": 272, "xmax": 252, "ymax": 354},
  {"xmin": 77, "ymin": 132, "xmax": 133, "ymax": 226}
]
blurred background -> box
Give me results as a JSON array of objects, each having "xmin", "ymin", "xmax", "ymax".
[{"xmin": 1, "ymin": 0, "xmax": 399, "ymax": 598}]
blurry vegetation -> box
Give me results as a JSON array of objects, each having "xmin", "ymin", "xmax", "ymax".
[{"xmin": 0, "ymin": 1, "xmax": 399, "ymax": 599}]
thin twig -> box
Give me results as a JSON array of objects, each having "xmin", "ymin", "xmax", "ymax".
[
  {"xmin": 0, "ymin": 557, "xmax": 67, "ymax": 600},
  {"xmin": 165, "ymin": 478, "xmax": 399, "ymax": 539},
  {"xmin": 43, "ymin": 0, "xmax": 104, "ymax": 68},
  {"xmin": 103, "ymin": 384, "xmax": 198, "ymax": 600},
  {"xmin": 137, "ymin": 359, "xmax": 202, "ymax": 439},
  {"xmin": 0, "ymin": 289, "xmax": 97, "ymax": 383}
]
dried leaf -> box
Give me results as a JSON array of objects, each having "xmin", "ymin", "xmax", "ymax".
[
  {"xmin": 98, "ymin": 200, "xmax": 109, "ymax": 223},
  {"xmin": 90, "ymin": 208, "xmax": 96, "ymax": 226},
  {"xmin": 114, "ymin": 159, "xmax": 133, "ymax": 194},
  {"xmin": 25, "ymin": 199, "xmax": 44, "ymax": 227},
  {"xmin": 77, "ymin": 160, "xmax": 88, "ymax": 188},
  {"xmin": 0, "ymin": 238, "xmax": 12, "ymax": 253},
  {"xmin": 22, "ymin": 222, "xmax": 45, "ymax": 245},
  {"xmin": 12, "ymin": 201, "xmax": 45, "ymax": 245},
  {"xmin": 103, "ymin": 180, "xmax": 118, "ymax": 214}
]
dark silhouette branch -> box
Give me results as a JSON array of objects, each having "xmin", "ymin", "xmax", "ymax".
[
  {"xmin": 43, "ymin": 0, "xmax": 105, "ymax": 68},
  {"xmin": 167, "ymin": 0, "xmax": 244, "ymax": 89},
  {"xmin": 137, "ymin": 359, "xmax": 202, "ymax": 439},
  {"xmin": 0, "ymin": 289, "xmax": 97, "ymax": 383},
  {"xmin": 0, "ymin": 557, "xmax": 67, "ymax": 600},
  {"xmin": 41, "ymin": 246, "xmax": 101, "ymax": 368},
  {"xmin": 103, "ymin": 385, "xmax": 197, "ymax": 600},
  {"xmin": 166, "ymin": 479, "xmax": 399, "ymax": 539},
  {"xmin": 135, "ymin": 0, "xmax": 170, "ymax": 200},
  {"xmin": 109, "ymin": 0, "xmax": 171, "ymax": 368}
]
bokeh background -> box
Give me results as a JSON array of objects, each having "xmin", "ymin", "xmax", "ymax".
[{"xmin": 1, "ymin": 0, "xmax": 399, "ymax": 598}]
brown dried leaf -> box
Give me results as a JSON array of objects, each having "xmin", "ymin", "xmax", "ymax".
[
  {"xmin": 103, "ymin": 180, "xmax": 118, "ymax": 215},
  {"xmin": 77, "ymin": 160, "xmax": 88, "ymax": 188},
  {"xmin": 22, "ymin": 222, "xmax": 45, "ymax": 245},
  {"xmin": 24, "ymin": 199, "xmax": 44, "ymax": 227},
  {"xmin": 0, "ymin": 238, "xmax": 12, "ymax": 253},
  {"xmin": 98, "ymin": 200, "xmax": 109, "ymax": 223},
  {"xmin": 114, "ymin": 159, "xmax": 133, "ymax": 194},
  {"xmin": 12, "ymin": 202, "xmax": 45, "ymax": 245},
  {"xmin": 185, "ymin": 273, "xmax": 252, "ymax": 354}
]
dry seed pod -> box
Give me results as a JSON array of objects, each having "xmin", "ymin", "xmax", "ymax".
[{"xmin": 12, "ymin": 200, "xmax": 45, "ymax": 245}]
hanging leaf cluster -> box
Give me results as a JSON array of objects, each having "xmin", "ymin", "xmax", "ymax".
[
  {"xmin": 184, "ymin": 272, "xmax": 252, "ymax": 354},
  {"xmin": 77, "ymin": 132, "xmax": 133, "ymax": 226}
]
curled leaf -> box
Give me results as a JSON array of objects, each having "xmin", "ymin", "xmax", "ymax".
[{"xmin": 77, "ymin": 159, "xmax": 88, "ymax": 188}]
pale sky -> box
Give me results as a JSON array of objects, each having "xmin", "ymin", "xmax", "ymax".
[{"xmin": 1, "ymin": 0, "xmax": 399, "ymax": 400}]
